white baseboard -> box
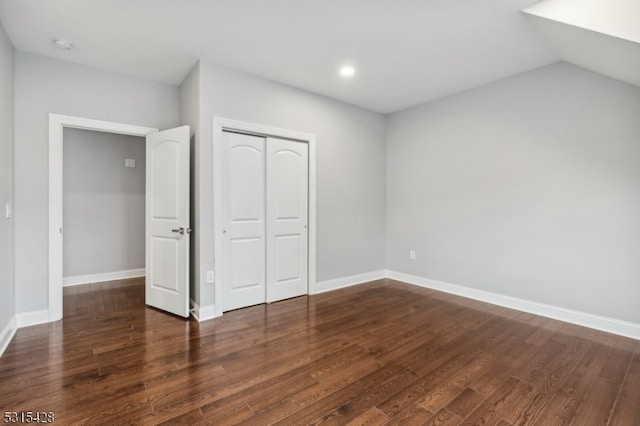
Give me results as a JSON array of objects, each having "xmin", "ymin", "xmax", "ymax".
[
  {"xmin": 190, "ymin": 299, "xmax": 219, "ymax": 322},
  {"xmin": 63, "ymin": 268, "xmax": 146, "ymax": 287},
  {"xmin": 387, "ymin": 270, "xmax": 640, "ymax": 341},
  {"xmin": 16, "ymin": 309, "xmax": 51, "ymax": 328},
  {"xmin": 313, "ymin": 270, "xmax": 387, "ymax": 294},
  {"xmin": 0, "ymin": 316, "xmax": 17, "ymax": 357}
]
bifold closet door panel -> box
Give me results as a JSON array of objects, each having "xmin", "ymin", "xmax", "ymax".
[
  {"xmin": 221, "ymin": 131, "xmax": 267, "ymax": 311},
  {"xmin": 266, "ymin": 137, "xmax": 309, "ymax": 303}
]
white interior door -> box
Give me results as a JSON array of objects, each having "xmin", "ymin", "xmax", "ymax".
[
  {"xmin": 221, "ymin": 131, "xmax": 267, "ymax": 311},
  {"xmin": 266, "ymin": 138, "xmax": 309, "ymax": 302},
  {"xmin": 145, "ymin": 125, "xmax": 190, "ymax": 317}
]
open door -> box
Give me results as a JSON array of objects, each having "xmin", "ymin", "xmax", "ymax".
[{"xmin": 145, "ymin": 126, "xmax": 190, "ymax": 317}]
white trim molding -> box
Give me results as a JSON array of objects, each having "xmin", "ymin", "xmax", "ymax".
[
  {"xmin": 314, "ymin": 270, "xmax": 387, "ymax": 294},
  {"xmin": 387, "ymin": 270, "xmax": 640, "ymax": 341},
  {"xmin": 190, "ymin": 299, "xmax": 219, "ymax": 322},
  {"xmin": 49, "ymin": 114, "xmax": 158, "ymax": 322},
  {"xmin": 0, "ymin": 317, "xmax": 17, "ymax": 357},
  {"xmin": 63, "ymin": 268, "xmax": 146, "ymax": 287},
  {"xmin": 16, "ymin": 310, "xmax": 51, "ymax": 328}
]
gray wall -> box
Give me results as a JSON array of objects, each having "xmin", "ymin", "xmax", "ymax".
[
  {"xmin": 14, "ymin": 52, "xmax": 179, "ymax": 314},
  {"xmin": 63, "ymin": 128, "xmax": 145, "ymax": 278},
  {"xmin": 12, "ymin": 50, "xmax": 637, "ymax": 330},
  {"xmin": 194, "ymin": 62, "xmax": 387, "ymax": 307},
  {"xmin": 386, "ymin": 62, "xmax": 640, "ymax": 323},
  {"xmin": 0, "ymin": 24, "xmax": 14, "ymax": 337},
  {"xmin": 179, "ymin": 65, "xmax": 200, "ymax": 304}
]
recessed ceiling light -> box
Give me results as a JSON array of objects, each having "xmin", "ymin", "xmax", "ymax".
[
  {"xmin": 52, "ymin": 38, "xmax": 74, "ymax": 51},
  {"xmin": 339, "ymin": 66, "xmax": 356, "ymax": 77}
]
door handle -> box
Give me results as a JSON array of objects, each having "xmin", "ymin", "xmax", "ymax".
[{"xmin": 171, "ymin": 227, "xmax": 192, "ymax": 235}]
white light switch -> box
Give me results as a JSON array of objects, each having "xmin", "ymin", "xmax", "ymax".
[
  {"xmin": 125, "ymin": 158, "xmax": 136, "ymax": 168},
  {"xmin": 409, "ymin": 250, "xmax": 416, "ymax": 260},
  {"xmin": 206, "ymin": 270, "xmax": 215, "ymax": 283},
  {"xmin": 5, "ymin": 203, "xmax": 11, "ymax": 219}
]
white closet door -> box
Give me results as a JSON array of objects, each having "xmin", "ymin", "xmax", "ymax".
[
  {"xmin": 221, "ymin": 131, "xmax": 267, "ymax": 311},
  {"xmin": 266, "ymin": 137, "xmax": 309, "ymax": 302}
]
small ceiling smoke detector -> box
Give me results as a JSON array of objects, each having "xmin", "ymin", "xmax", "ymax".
[
  {"xmin": 52, "ymin": 38, "xmax": 74, "ymax": 50},
  {"xmin": 339, "ymin": 66, "xmax": 356, "ymax": 78}
]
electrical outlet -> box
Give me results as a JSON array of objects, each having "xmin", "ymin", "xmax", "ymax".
[
  {"xmin": 409, "ymin": 250, "xmax": 416, "ymax": 260},
  {"xmin": 206, "ymin": 270, "xmax": 215, "ymax": 283},
  {"xmin": 125, "ymin": 158, "xmax": 136, "ymax": 168}
]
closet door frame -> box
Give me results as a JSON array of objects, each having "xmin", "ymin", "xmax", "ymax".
[{"xmin": 212, "ymin": 117, "xmax": 317, "ymax": 316}]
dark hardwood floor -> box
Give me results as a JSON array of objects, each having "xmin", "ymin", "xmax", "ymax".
[{"xmin": 1, "ymin": 278, "xmax": 638, "ymax": 425}]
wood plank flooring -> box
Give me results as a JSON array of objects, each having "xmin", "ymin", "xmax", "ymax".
[{"xmin": 1, "ymin": 278, "xmax": 638, "ymax": 425}]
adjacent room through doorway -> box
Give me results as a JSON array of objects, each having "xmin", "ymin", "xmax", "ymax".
[{"xmin": 62, "ymin": 128, "xmax": 146, "ymax": 291}]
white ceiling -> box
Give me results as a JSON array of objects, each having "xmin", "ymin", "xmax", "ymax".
[{"xmin": 0, "ymin": 0, "xmax": 637, "ymax": 114}]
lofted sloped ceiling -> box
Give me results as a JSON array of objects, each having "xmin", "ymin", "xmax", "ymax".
[
  {"xmin": 0, "ymin": 0, "xmax": 636, "ymax": 114},
  {"xmin": 522, "ymin": 0, "xmax": 640, "ymax": 88}
]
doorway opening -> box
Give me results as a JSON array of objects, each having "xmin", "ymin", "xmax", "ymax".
[
  {"xmin": 48, "ymin": 114, "xmax": 158, "ymax": 321},
  {"xmin": 62, "ymin": 128, "xmax": 146, "ymax": 287}
]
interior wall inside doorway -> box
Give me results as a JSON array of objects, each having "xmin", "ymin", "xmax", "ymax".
[{"xmin": 63, "ymin": 128, "xmax": 145, "ymax": 280}]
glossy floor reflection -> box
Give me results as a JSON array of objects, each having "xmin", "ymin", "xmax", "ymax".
[{"xmin": 0, "ymin": 278, "xmax": 638, "ymax": 424}]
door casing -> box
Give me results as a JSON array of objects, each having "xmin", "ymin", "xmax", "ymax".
[
  {"xmin": 48, "ymin": 113, "xmax": 158, "ymax": 321},
  {"xmin": 212, "ymin": 117, "xmax": 317, "ymax": 316}
]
